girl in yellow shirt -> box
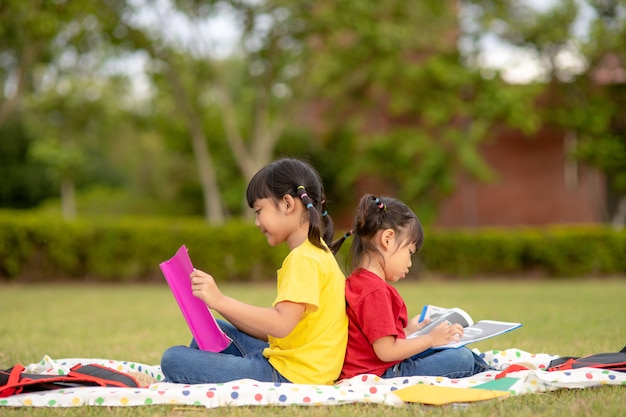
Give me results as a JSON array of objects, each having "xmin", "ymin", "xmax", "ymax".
[{"xmin": 161, "ymin": 158, "xmax": 348, "ymax": 385}]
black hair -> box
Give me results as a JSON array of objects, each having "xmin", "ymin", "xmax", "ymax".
[
  {"xmin": 344, "ymin": 194, "xmax": 424, "ymax": 270},
  {"xmin": 246, "ymin": 158, "xmax": 335, "ymax": 252}
]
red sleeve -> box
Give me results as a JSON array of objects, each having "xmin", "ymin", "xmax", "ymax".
[{"xmin": 351, "ymin": 288, "xmax": 401, "ymax": 344}]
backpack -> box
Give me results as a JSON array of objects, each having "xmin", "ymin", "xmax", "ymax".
[
  {"xmin": 547, "ymin": 345, "xmax": 626, "ymax": 373},
  {"xmin": 0, "ymin": 363, "xmax": 140, "ymax": 397}
]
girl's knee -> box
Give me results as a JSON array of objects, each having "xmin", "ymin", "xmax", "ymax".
[
  {"xmin": 160, "ymin": 345, "xmax": 186, "ymax": 371},
  {"xmin": 459, "ymin": 347, "xmax": 475, "ymax": 361},
  {"xmin": 445, "ymin": 348, "xmax": 476, "ymax": 374}
]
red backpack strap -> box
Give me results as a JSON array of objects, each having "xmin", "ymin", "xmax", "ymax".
[
  {"xmin": 1, "ymin": 363, "xmax": 141, "ymax": 398},
  {"xmin": 0, "ymin": 365, "xmax": 27, "ymax": 397},
  {"xmin": 495, "ymin": 364, "xmax": 529, "ymax": 379},
  {"xmin": 69, "ymin": 364, "xmax": 140, "ymax": 388},
  {"xmin": 547, "ymin": 358, "xmax": 577, "ymax": 372}
]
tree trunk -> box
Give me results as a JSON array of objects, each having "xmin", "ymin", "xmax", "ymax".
[
  {"xmin": 612, "ymin": 195, "xmax": 626, "ymax": 230},
  {"xmin": 60, "ymin": 178, "xmax": 76, "ymax": 220},
  {"xmin": 0, "ymin": 44, "xmax": 40, "ymax": 127},
  {"xmin": 164, "ymin": 62, "xmax": 225, "ymax": 225}
]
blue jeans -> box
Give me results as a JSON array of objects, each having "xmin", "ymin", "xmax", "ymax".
[
  {"xmin": 160, "ymin": 320, "xmax": 292, "ymax": 384},
  {"xmin": 382, "ymin": 347, "xmax": 493, "ymax": 379}
]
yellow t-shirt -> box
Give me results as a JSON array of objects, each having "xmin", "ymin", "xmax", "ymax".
[{"xmin": 263, "ymin": 239, "xmax": 348, "ymax": 385}]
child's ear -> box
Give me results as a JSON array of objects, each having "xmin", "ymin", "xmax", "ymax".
[
  {"xmin": 282, "ymin": 194, "xmax": 296, "ymax": 213},
  {"xmin": 380, "ymin": 229, "xmax": 395, "ymax": 249}
]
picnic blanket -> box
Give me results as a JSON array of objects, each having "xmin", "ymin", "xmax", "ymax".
[{"xmin": 1, "ymin": 348, "xmax": 624, "ymax": 408}]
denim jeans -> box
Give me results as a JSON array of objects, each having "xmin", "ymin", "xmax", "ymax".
[
  {"xmin": 382, "ymin": 347, "xmax": 493, "ymax": 379},
  {"xmin": 160, "ymin": 320, "xmax": 292, "ymax": 384}
]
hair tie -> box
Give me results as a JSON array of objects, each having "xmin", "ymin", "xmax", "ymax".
[
  {"xmin": 373, "ymin": 197, "xmax": 386, "ymax": 211},
  {"xmin": 297, "ymin": 186, "xmax": 308, "ymax": 200},
  {"xmin": 344, "ymin": 230, "xmax": 353, "ymax": 239},
  {"xmin": 306, "ymin": 203, "xmax": 314, "ymax": 209},
  {"xmin": 322, "ymin": 210, "xmax": 328, "ymax": 217}
]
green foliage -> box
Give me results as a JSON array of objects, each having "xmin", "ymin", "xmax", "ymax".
[
  {"xmin": 1, "ymin": 0, "xmax": 624, "ymax": 228},
  {"xmin": 0, "ymin": 119, "xmax": 57, "ymax": 208},
  {"xmin": 577, "ymin": 132, "xmax": 626, "ymax": 192},
  {"xmin": 294, "ymin": 0, "xmax": 542, "ymax": 218},
  {"xmin": 1, "ymin": 211, "xmax": 624, "ymax": 282},
  {"xmin": 466, "ymin": 0, "xmax": 626, "ymax": 224},
  {"xmin": 421, "ymin": 225, "xmax": 626, "ymax": 277},
  {"xmin": 0, "ymin": 210, "xmax": 287, "ymax": 282}
]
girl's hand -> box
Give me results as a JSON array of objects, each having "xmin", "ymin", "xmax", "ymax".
[
  {"xmin": 429, "ymin": 320, "xmax": 464, "ymax": 347},
  {"xmin": 190, "ymin": 269, "xmax": 223, "ymax": 308},
  {"xmin": 405, "ymin": 316, "xmax": 431, "ymax": 335}
]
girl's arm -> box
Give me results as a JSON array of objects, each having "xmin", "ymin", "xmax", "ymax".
[
  {"xmin": 214, "ymin": 297, "xmax": 305, "ymax": 341},
  {"xmin": 372, "ymin": 321, "xmax": 464, "ymax": 362},
  {"xmin": 191, "ymin": 269, "xmax": 305, "ymax": 340}
]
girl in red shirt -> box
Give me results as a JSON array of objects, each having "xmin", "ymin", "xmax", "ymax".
[{"xmin": 338, "ymin": 194, "xmax": 492, "ymax": 380}]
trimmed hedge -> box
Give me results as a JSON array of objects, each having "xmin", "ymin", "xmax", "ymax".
[
  {"xmin": 0, "ymin": 210, "xmax": 624, "ymax": 281},
  {"xmin": 0, "ymin": 210, "xmax": 288, "ymax": 282},
  {"xmin": 422, "ymin": 226, "xmax": 626, "ymax": 278}
]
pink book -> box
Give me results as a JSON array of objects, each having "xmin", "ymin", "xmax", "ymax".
[{"xmin": 160, "ymin": 245, "xmax": 231, "ymax": 352}]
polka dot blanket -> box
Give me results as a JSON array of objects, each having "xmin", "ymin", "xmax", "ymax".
[{"xmin": 1, "ymin": 349, "xmax": 624, "ymax": 408}]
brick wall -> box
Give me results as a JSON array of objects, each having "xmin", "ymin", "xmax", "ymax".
[{"xmin": 435, "ymin": 127, "xmax": 606, "ymax": 227}]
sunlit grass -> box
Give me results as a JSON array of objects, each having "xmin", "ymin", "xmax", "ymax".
[{"xmin": 1, "ymin": 279, "xmax": 625, "ymax": 416}]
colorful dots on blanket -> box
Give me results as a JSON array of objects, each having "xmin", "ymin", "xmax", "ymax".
[{"xmin": 4, "ymin": 349, "xmax": 626, "ymax": 408}]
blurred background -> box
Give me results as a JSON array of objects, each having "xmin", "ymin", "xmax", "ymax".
[
  {"xmin": 2, "ymin": 0, "xmax": 625, "ymax": 227},
  {"xmin": 1, "ymin": 0, "xmax": 625, "ymax": 281}
]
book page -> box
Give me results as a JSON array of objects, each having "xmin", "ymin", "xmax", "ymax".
[
  {"xmin": 419, "ymin": 305, "xmax": 473, "ymax": 326},
  {"xmin": 432, "ymin": 320, "xmax": 522, "ymax": 349},
  {"xmin": 408, "ymin": 305, "xmax": 521, "ymax": 348}
]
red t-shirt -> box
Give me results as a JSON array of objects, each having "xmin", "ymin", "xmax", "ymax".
[{"xmin": 340, "ymin": 268, "xmax": 408, "ymax": 379}]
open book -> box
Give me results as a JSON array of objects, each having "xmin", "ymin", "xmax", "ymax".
[
  {"xmin": 406, "ymin": 305, "xmax": 522, "ymax": 349},
  {"xmin": 160, "ymin": 245, "xmax": 231, "ymax": 352}
]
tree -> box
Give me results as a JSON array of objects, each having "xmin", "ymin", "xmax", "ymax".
[
  {"xmin": 0, "ymin": 0, "xmax": 148, "ymax": 218},
  {"xmin": 282, "ymin": 0, "xmax": 541, "ymax": 221},
  {"xmin": 116, "ymin": 0, "xmax": 319, "ymax": 223},
  {"xmin": 464, "ymin": 0, "xmax": 626, "ymax": 227}
]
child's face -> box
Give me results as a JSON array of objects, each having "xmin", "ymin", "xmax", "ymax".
[
  {"xmin": 383, "ymin": 239, "xmax": 417, "ymax": 283},
  {"xmin": 251, "ymin": 197, "xmax": 289, "ymax": 247}
]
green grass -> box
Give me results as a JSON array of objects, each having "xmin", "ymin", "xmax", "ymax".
[{"xmin": 1, "ymin": 279, "xmax": 625, "ymax": 416}]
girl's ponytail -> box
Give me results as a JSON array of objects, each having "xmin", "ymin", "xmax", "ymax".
[{"xmin": 296, "ymin": 185, "xmax": 326, "ymax": 252}]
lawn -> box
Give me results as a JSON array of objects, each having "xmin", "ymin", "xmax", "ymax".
[{"xmin": 0, "ymin": 278, "xmax": 625, "ymax": 416}]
